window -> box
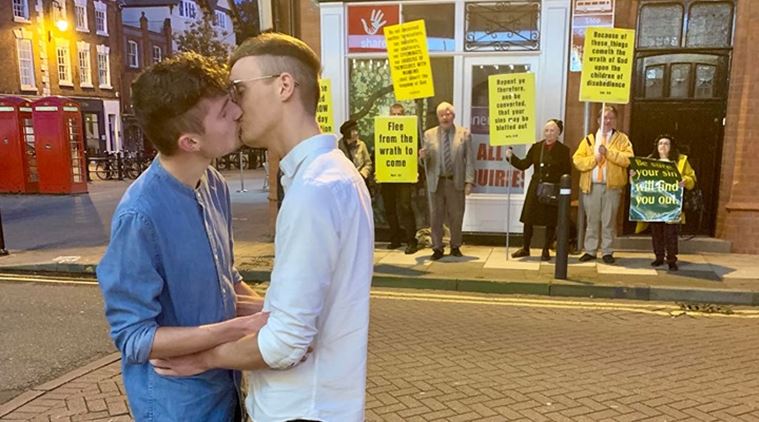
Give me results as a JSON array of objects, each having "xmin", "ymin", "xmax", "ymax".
[
  {"xmin": 403, "ymin": 4, "xmax": 454, "ymax": 52},
  {"xmin": 694, "ymin": 64, "xmax": 716, "ymax": 98},
  {"xmin": 16, "ymin": 39, "xmax": 35, "ymax": 90},
  {"xmin": 686, "ymin": 2, "xmax": 733, "ymax": 48},
  {"xmin": 56, "ymin": 42, "xmax": 73, "ymax": 86},
  {"xmin": 127, "ymin": 41, "xmax": 139, "ymax": 68},
  {"xmin": 153, "ymin": 46, "xmax": 162, "ymax": 63},
  {"xmin": 670, "ymin": 63, "xmax": 691, "ymax": 98},
  {"xmin": 97, "ymin": 45, "xmax": 111, "ymax": 88},
  {"xmin": 95, "ymin": 1, "xmax": 108, "ymax": 35},
  {"xmin": 13, "ymin": 0, "xmax": 30, "ymax": 21},
  {"xmin": 644, "ymin": 65, "xmax": 664, "ymax": 98},
  {"xmin": 214, "ymin": 10, "xmax": 227, "ymax": 29},
  {"xmin": 77, "ymin": 42, "xmax": 92, "ymax": 87},
  {"xmin": 75, "ymin": 0, "xmax": 89, "ymax": 32},
  {"xmin": 638, "ymin": 4, "xmax": 683, "ymax": 48},
  {"xmin": 178, "ymin": 1, "xmax": 197, "ymax": 18},
  {"xmin": 465, "ymin": 1, "xmax": 541, "ymax": 51}
]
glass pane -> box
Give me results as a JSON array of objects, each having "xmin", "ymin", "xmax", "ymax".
[
  {"xmin": 471, "ymin": 64, "xmax": 530, "ymax": 195},
  {"xmin": 402, "ymin": 4, "xmax": 455, "ymax": 52},
  {"xmin": 23, "ymin": 117, "xmax": 37, "ymax": 183},
  {"xmin": 68, "ymin": 118, "xmax": 83, "ymax": 183},
  {"xmin": 465, "ymin": 1, "xmax": 540, "ymax": 51},
  {"xmin": 686, "ymin": 2, "xmax": 733, "ymax": 48},
  {"xmin": 669, "ymin": 63, "xmax": 691, "ymax": 98},
  {"xmin": 694, "ymin": 64, "xmax": 716, "ymax": 98},
  {"xmin": 638, "ymin": 4, "xmax": 683, "ymax": 48},
  {"xmin": 644, "ymin": 65, "xmax": 664, "ymax": 98}
]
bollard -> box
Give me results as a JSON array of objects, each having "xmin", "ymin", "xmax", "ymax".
[
  {"xmin": 0, "ymin": 208, "xmax": 8, "ymax": 256},
  {"xmin": 555, "ymin": 174, "xmax": 572, "ymax": 279},
  {"xmin": 237, "ymin": 151, "xmax": 248, "ymax": 193}
]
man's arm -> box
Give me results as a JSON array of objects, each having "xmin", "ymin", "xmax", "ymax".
[
  {"xmin": 605, "ymin": 134, "xmax": 634, "ymax": 167},
  {"xmin": 573, "ymin": 135, "xmax": 597, "ymax": 172},
  {"xmin": 464, "ymin": 129, "xmax": 475, "ymax": 188},
  {"xmin": 235, "ymin": 281, "xmax": 264, "ymax": 316},
  {"xmin": 151, "ymin": 332, "xmax": 268, "ymax": 376}
]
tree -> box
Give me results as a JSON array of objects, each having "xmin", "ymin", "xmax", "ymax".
[
  {"xmin": 174, "ymin": 15, "xmax": 232, "ymax": 66},
  {"xmin": 233, "ymin": 0, "xmax": 260, "ymax": 44}
]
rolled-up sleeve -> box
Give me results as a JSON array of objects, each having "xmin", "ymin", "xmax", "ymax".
[
  {"xmin": 97, "ymin": 211, "xmax": 164, "ymax": 364},
  {"xmin": 257, "ymin": 183, "xmax": 341, "ymax": 369}
]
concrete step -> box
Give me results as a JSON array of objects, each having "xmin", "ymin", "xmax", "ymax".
[{"xmin": 614, "ymin": 235, "xmax": 731, "ymax": 254}]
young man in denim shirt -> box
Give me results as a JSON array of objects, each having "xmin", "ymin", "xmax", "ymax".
[{"xmin": 96, "ymin": 53, "xmax": 268, "ymax": 421}]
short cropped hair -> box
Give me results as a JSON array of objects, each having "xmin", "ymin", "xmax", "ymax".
[
  {"xmin": 230, "ymin": 33, "xmax": 321, "ymax": 115},
  {"xmin": 131, "ymin": 52, "xmax": 227, "ymax": 156}
]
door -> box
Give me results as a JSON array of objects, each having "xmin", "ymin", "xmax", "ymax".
[{"xmin": 461, "ymin": 56, "xmax": 540, "ymax": 233}]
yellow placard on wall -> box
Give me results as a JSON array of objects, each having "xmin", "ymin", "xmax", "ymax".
[
  {"xmin": 384, "ymin": 20, "xmax": 435, "ymax": 101},
  {"xmin": 488, "ymin": 72, "xmax": 536, "ymax": 146},
  {"xmin": 374, "ymin": 116, "xmax": 418, "ymax": 183},
  {"xmin": 579, "ymin": 27, "xmax": 635, "ymax": 104},
  {"xmin": 317, "ymin": 79, "xmax": 334, "ymax": 133}
]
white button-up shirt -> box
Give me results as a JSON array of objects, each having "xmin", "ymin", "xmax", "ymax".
[{"xmin": 247, "ymin": 134, "xmax": 375, "ymax": 422}]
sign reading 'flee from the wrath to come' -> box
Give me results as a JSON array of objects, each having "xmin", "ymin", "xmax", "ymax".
[
  {"xmin": 384, "ymin": 20, "xmax": 435, "ymax": 101},
  {"xmin": 579, "ymin": 27, "xmax": 635, "ymax": 104},
  {"xmin": 628, "ymin": 157, "xmax": 683, "ymax": 222},
  {"xmin": 487, "ymin": 72, "xmax": 536, "ymax": 146},
  {"xmin": 374, "ymin": 115, "xmax": 418, "ymax": 183},
  {"xmin": 316, "ymin": 79, "xmax": 334, "ymax": 134}
]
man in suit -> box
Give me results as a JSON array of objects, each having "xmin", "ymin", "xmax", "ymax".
[{"xmin": 420, "ymin": 102, "xmax": 475, "ymax": 260}]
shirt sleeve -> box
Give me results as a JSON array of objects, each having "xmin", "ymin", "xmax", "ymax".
[
  {"xmin": 96, "ymin": 211, "xmax": 164, "ymax": 364},
  {"xmin": 257, "ymin": 182, "xmax": 342, "ymax": 369}
]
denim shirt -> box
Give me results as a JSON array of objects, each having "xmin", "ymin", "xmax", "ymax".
[{"xmin": 97, "ymin": 158, "xmax": 240, "ymax": 421}]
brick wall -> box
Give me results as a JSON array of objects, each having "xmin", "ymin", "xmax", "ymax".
[
  {"xmin": 715, "ymin": 0, "xmax": 759, "ymax": 253},
  {"xmin": 0, "ymin": 0, "xmax": 40, "ymax": 96}
]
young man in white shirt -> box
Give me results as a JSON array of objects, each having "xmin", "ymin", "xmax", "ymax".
[{"xmin": 151, "ymin": 33, "xmax": 374, "ymax": 422}]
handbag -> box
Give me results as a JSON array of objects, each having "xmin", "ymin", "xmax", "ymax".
[
  {"xmin": 535, "ymin": 143, "xmax": 559, "ymax": 206},
  {"xmin": 683, "ymin": 187, "xmax": 704, "ymax": 213}
]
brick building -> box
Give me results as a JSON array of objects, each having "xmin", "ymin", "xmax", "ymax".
[
  {"xmin": 2, "ymin": 0, "xmax": 124, "ymax": 154},
  {"xmin": 120, "ymin": 12, "xmax": 172, "ymax": 152},
  {"xmin": 267, "ymin": 0, "xmax": 759, "ymax": 253}
]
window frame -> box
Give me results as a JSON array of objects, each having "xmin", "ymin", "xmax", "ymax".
[
  {"xmin": 16, "ymin": 38, "xmax": 36, "ymax": 91},
  {"xmin": 96, "ymin": 44, "xmax": 112, "ymax": 89},
  {"xmin": 77, "ymin": 41, "xmax": 93, "ymax": 87},
  {"xmin": 152, "ymin": 45, "xmax": 163, "ymax": 63},
  {"xmin": 75, "ymin": 0, "xmax": 89, "ymax": 32},
  {"xmin": 13, "ymin": 0, "xmax": 31, "ymax": 22},
  {"xmin": 94, "ymin": 1, "xmax": 108, "ymax": 36},
  {"xmin": 56, "ymin": 41, "xmax": 73, "ymax": 87},
  {"xmin": 127, "ymin": 40, "xmax": 140, "ymax": 68}
]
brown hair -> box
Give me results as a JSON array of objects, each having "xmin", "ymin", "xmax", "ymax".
[
  {"xmin": 598, "ymin": 105, "xmax": 618, "ymax": 117},
  {"xmin": 131, "ymin": 52, "xmax": 227, "ymax": 156},
  {"xmin": 230, "ymin": 33, "xmax": 321, "ymax": 115}
]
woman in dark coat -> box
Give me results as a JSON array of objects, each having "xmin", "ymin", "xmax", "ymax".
[{"xmin": 506, "ymin": 119, "xmax": 572, "ymax": 260}]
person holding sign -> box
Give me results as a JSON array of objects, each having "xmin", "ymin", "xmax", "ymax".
[
  {"xmin": 573, "ymin": 105, "xmax": 634, "ymax": 264},
  {"xmin": 380, "ymin": 103, "xmax": 418, "ymax": 254},
  {"xmin": 632, "ymin": 135, "xmax": 697, "ymax": 271},
  {"xmin": 420, "ymin": 102, "xmax": 475, "ymax": 260},
  {"xmin": 338, "ymin": 119, "xmax": 373, "ymax": 186},
  {"xmin": 506, "ymin": 119, "xmax": 571, "ymax": 261}
]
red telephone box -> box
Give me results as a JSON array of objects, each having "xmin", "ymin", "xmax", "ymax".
[
  {"xmin": 32, "ymin": 97, "xmax": 88, "ymax": 194},
  {"xmin": 0, "ymin": 96, "xmax": 38, "ymax": 193}
]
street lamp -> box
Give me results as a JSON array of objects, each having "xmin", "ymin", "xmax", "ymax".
[{"xmin": 48, "ymin": 0, "xmax": 69, "ymax": 40}]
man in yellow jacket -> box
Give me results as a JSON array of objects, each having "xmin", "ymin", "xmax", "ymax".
[{"xmin": 573, "ymin": 105, "xmax": 634, "ymax": 264}]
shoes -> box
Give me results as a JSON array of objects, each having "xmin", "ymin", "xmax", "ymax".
[
  {"xmin": 431, "ymin": 249, "xmax": 444, "ymax": 260},
  {"xmin": 450, "ymin": 247, "xmax": 463, "ymax": 257},
  {"xmin": 579, "ymin": 253, "xmax": 596, "ymax": 262},
  {"xmin": 387, "ymin": 242, "xmax": 402, "ymax": 250},
  {"xmin": 602, "ymin": 254, "xmax": 615, "ymax": 264},
  {"xmin": 668, "ymin": 262, "xmax": 679, "ymax": 271},
  {"xmin": 404, "ymin": 242, "xmax": 418, "ymax": 255},
  {"xmin": 511, "ymin": 248, "xmax": 530, "ymax": 258},
  {"xmin": 541, "ymin": 249, "xmax": 550, "ymax": 261},
  {"xmin": 651, "ymin": 259, "xmax": 664, "ymax": 267}
]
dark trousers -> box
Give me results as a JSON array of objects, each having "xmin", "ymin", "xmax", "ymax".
[
  {"xmin": 651, "ymin": 222, "xmax": 679, "ymax": 263},
  {"xmin": 381, "ymin": 183, "xmax": 417, "ymax": 245},
  {"xmin": 523, "ymin": 224, "xmax": 555, "ymax": 251}
]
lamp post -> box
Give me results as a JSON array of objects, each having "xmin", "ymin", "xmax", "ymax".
[{"xmin": 37, "ymin": 0, "xmax": 70, "ymax": 96}]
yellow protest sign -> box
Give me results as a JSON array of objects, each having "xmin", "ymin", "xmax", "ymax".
[
  {"xmin": 488, "ymin": 72, "xmax": 536, "ymax": 146},
  {"xmin": 579, "ymin": 27, "xmax": 635, "ymax": 104},
  {"xmin": 374, "ymin": 116, "xmax": 418, "ymax": 183},
  {"xmin": 384, "ymin": 20, "xmax": 435, "ymax": 101},
  {"xmin": 317, "ymin": 79, "xmax": 334, "ymax": 133}
]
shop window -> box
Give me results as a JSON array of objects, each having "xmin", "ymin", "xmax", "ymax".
[
  {"xmin": 694, "ymin": 64, "xmax": 716, "ymax": 99},
  {"xmin": 669, "ymin": 63, "xmax": 691, "ymax": 98},
  {"xmin": 464, "ymin": 1, "xmax": 540, "ymax": 51},
  {"xmin": 644, "ymin": 65, "xmax": 664, "ymax": 98},
  {"xmin": 686, "ymin": 2, "xmax": 733, "ymax": 48},
  {"xmin": 402, "ymin": 3, "xmax": 455, "ymax": 52},
  {"xmin": 348, "ymin": 57, "xmax": 453, "ymax": 151},
  {"xmin": 638, "ymin": 3, "xmax": 683, "ymax": 49}
]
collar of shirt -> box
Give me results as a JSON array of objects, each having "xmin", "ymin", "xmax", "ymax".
[
  {"xmin": 280, "ymin": 133, "xmax": 337, "ymax": 191},
  {"xmin": 151, "ymin": 157, "xmax": 209, "ymax": 199}
]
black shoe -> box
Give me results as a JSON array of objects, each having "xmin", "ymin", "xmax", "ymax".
[
  {"xmin": 450, "ymin": 247, "xmax": 463, "ymax": 257},
  {"xmin": 602, "ymin": 254, "xmax": 615, "ymax": 264},
  {"xmin": 668, "ymin": 262, "xmax": 678, "ymax": 271},
  {"xmin": 431, "ymin": 249, "xmax": 444, "ymax": 260},
  {"xmin": 404, "ymin": 243, "xmax": 418, "ymax": 255},
  {"xmin": 387, "ymin": 242, "xmax": 402, "ymax": 250},
  {"xmin": 579, "ymin": 253, "xmax": 596, "ymax": 262},
  {"xmin": 511, "ymin": 248, "xmax": 530, "ymax": 258},
  {"xmin": 651, "ymin": 259, "xmax": 664, "ymax": 267},
  {"xmin": 541, "ymin": 249, "xmax": 550, "ymax": 261},
  {"xmin": 0, "ymin": 249, "xmax": 8, "ymax": 257}
]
